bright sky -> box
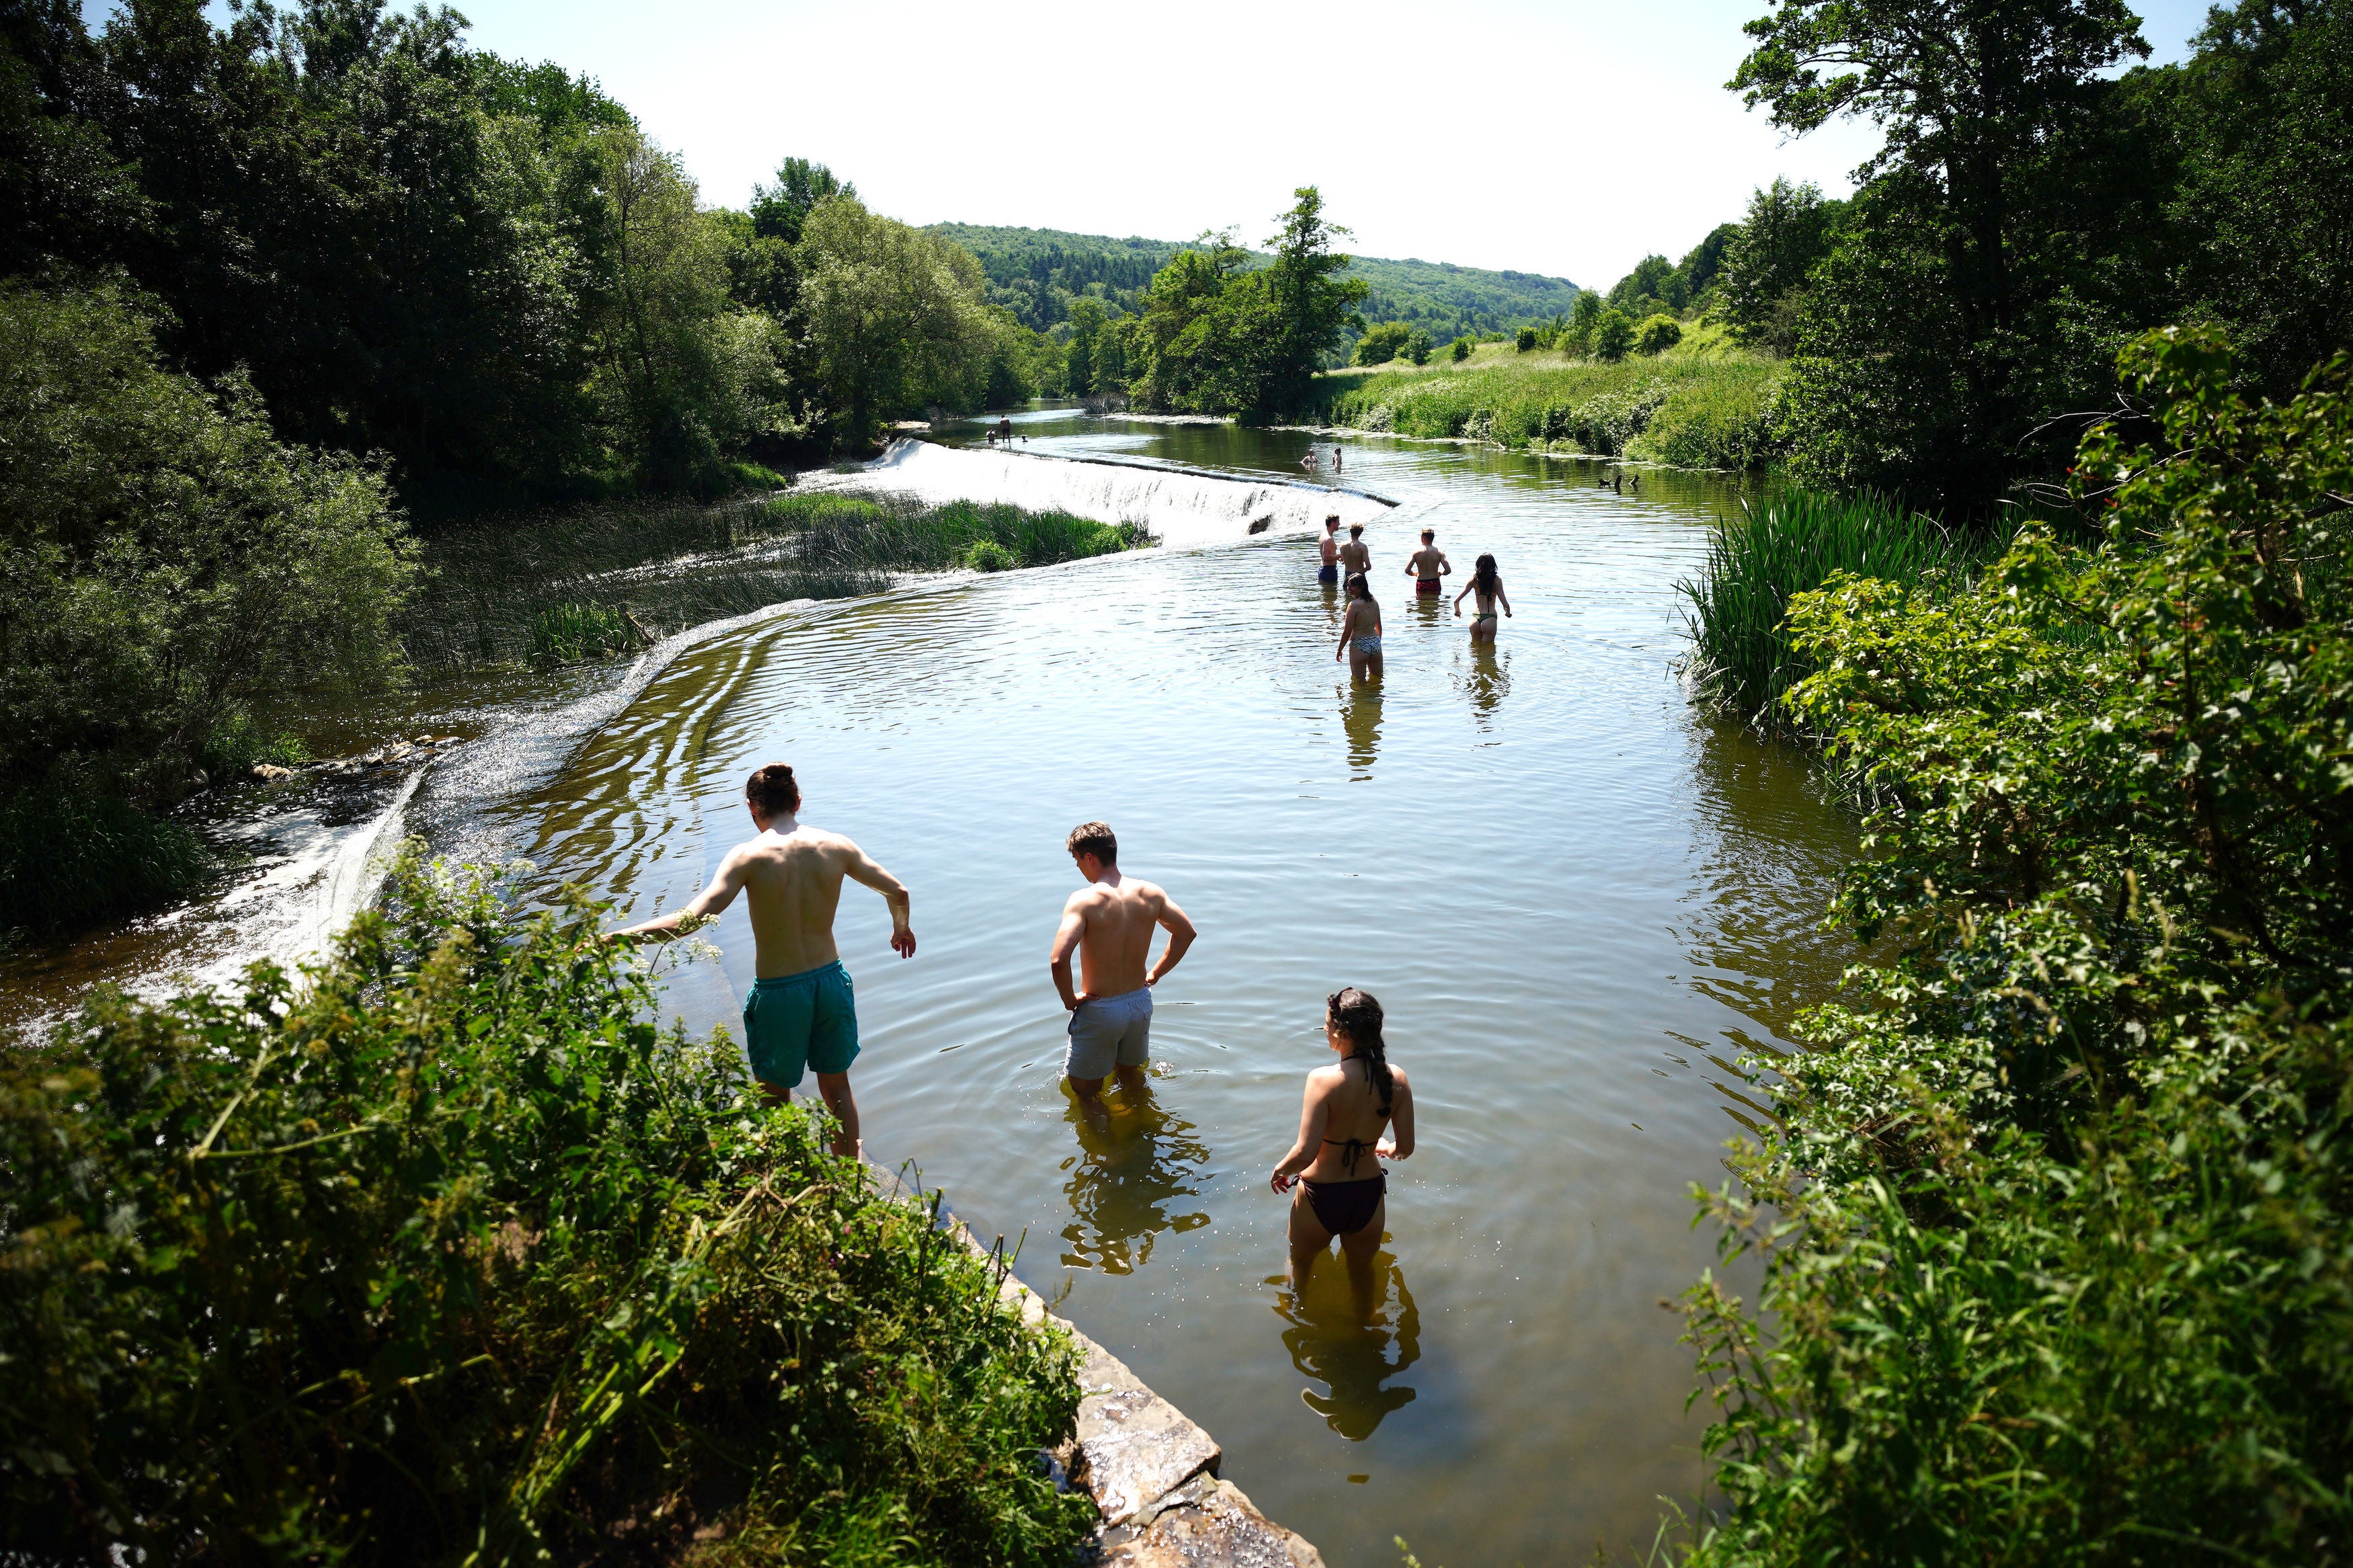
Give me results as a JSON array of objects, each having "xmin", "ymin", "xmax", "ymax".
[{"xmin": 163, "ymin": 0, "xmax": 2219, "ymax": 289}]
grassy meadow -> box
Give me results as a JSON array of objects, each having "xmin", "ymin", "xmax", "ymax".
[{"xmin": 1308, "ymin": 338, "xmax": 1784, "ymax": 470}]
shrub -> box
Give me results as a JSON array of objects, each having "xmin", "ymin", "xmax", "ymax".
[
  {"xmin": 1637, "ymin": 314, "xmax": 1684, "ymax": 355},
  {"xmin": 528, "ymin": 601, "xmax": 635, "ymax": 663},
  {"xmin": 0, "ymin": 848, "xmax": 1097, "ymax": 1564},
  {"xmin": 1353, "ymin": 321, "xmax": 1416, "ymax": 366},
  {"xmin": 1593, "ymin": 308, "xmax": 1637, "ymax": 361},
  {"xmin": 1405, "ymin": 331, "xmax": 1432, "ymax": 365},
  {"xmin": 1515, "ymin": 326, "xmax": 1538, "ymax": 351},
  {"xmin": 1677, "ymin": 329, "xmax": 2353, "ymax": 1565},
  {"xmin": 965, "ymin": 538, "xmax": 1016, "ymax": 571},
  {"xmin": 0, "ymin": 787, "xmax": 211, "ymax": 940},
  {"xmin": 1678, "ymin": 488, "xmax": 1966, "ymax": 725},
  {"xmin": 1451, "ymin": 336, "xmax": 1472, "ymax": 362}
]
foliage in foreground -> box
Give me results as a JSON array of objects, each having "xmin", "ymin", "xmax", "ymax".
[
  {"xmin": 1312, "ymin": 354, "xmax": 1786, "ymax": 470},
  {"xmin": 0, "ymin": 848, "xmax": 1094, "ymax": 1565},
  {"xmin": 1679, "ymin": 489, "xmax": 1977, "ymax": 725},
  {"xmin": 1679, "ymin": 329, "xmax": 2353, "ymax": 1563}
]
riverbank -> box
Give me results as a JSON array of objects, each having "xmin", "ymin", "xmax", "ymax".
[{"xmin": 1305, "ymin": 348, "xmax": 1784, "ymax": 470}]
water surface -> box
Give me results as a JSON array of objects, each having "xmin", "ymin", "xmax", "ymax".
[{"xmin": 473, "ymin": 413, "xmax": 1859, "ymax": 1565}]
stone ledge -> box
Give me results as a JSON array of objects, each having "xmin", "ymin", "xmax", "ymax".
[{"xmin": 943, "ymin": 1216, "xmax": 1325, "ymax": 1568}]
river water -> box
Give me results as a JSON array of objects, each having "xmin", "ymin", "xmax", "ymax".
[{"xmin": 9, "ymin": 409, "xmax": 1859, "ymax": 1565}]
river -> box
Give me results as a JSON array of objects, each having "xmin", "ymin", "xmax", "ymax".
[{"xmin": 7, "ymin": 407, "xmax": 1858, "ymax": 1565}]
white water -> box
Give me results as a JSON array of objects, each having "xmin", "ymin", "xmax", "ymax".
[{"xmin": 805, "ymin": 440, "xmax": 1397, "ymax": 549}]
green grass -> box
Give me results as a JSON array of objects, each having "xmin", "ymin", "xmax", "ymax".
[
  {"xmin": 0, "ymin": 846, "xmax": 1097, "ymax": 1563},
  {"xmin": 1678, "ymin": 489, "xmax": 1977, "ymax": 726},
  {"xmin": 404, "ymin": 491, "xmax": 1152, "ymax": 672},
  {"xmin": 1308, "ymin": 347, "xmax": 1786, "ymax": 470}
]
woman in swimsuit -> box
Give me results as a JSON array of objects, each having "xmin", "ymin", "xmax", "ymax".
[
  {"xmin": 1453, "ymin": 552, "xmax": 1512, "ymax": 643},
  {"xmin": 1335, "ymin": 572, "xmax": 1384, "ymax": 680},
  {"xmin": 1271, "ymin": 987, "xmax": 1414, "ymax": 1288}
]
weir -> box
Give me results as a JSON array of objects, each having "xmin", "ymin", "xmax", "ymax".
[{"xmin": 807, "ymin": 438, "xmax": 1396, "ymax": 549}]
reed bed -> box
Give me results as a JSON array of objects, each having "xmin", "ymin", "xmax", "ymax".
[
  {"xmin": 1679, "ymin": 489, "xmax": 1981, "ymax": 726},
  {"xmin": 1310, "ymin": 353, "xmax": 1786, "ymax": 470},
  {"xmin": 403, "ymin": 491, "xmax": 1150, "ymax": 672}
]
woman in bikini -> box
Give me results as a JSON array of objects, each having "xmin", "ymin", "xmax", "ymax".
[
  {"xmin": 1335, "ymin": 572, "xmax": 1384, "ymax": 680},
  {"xmin": 1452, "ymin": 552, "xmax": 1512, "ymax": 643},
  {"xmin": 1270, "ymin": 987, "xmax": 1414, "ymax": 1289}
]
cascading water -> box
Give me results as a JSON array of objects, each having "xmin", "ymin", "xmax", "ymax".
[{"xmin": 805, "ymin": 440, "xmax": 1398, "ymax": 547}]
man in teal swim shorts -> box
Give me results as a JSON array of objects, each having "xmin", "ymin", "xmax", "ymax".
[{"xmin": 612, "ymin": 762, "xmax": 914, "ymax": 1158}]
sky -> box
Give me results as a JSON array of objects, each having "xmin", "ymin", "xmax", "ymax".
[{"xmin": 158, "ymin": 0, "xmax": 2221, "ymax": 290}]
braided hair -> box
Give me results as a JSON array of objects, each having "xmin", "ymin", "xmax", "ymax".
[{"xmin": 1326, "ymin": 987, "xmax": 1394, "ymax": 1116}]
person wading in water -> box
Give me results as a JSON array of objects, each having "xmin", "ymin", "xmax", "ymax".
[
  {"xmin": 1271, "ymin": 987, "xmax": 1414, "ymax": 1292},
  {"xmin": 1049, "ymin": 821, "xmax": 1198, "ymax": 1124},
  {"xmin": 1337, "ymin": 571, "xmax": 1384, "ymax": 680},
  {"xmin": 1404, "ymin": 528, "xmax": 1452, "ymax": 599},
  {"xmin": 610, "ymin": 763, "xmax": 914, "ymax": 1159},
  {"xmin": 1318, "ymin": 515, "xmax": 1342, "ymax": 587},
  {"xmin": 1453, "ymin": 551, "xmax": 1513, "ymax": 642}
]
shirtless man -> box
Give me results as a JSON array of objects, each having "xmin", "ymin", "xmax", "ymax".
[
  {"xmin": 1337, "ymin": 523, "xmax": 1371, "ymax": 581},
  {"xmin": 1404, "ymin": 528, "xmax": 1451, "ymax": 598},
  {"xmin": 1049, "ymin": 821, "xmax": 1197, "ymax": 1108},
  {"xmin": 1318, "ymin": 515, "xmax": 1342, "ymax": 587},
  {"xmin": 612, "ymin": 763, "xmax": 914, "ymax": 1158}
]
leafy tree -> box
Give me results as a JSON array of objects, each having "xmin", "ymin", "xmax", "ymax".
[
  {"xmin": 1406, "ymin": 329, "xmax": 1432, "ymax": 365},
  {"xmin": 1355, "ymin": 321, "xmax": 1415, "ymax": 364},
  {"xmin": 1638, "ymin": 313, "xmax": 1683, "ymax": 354},
  {"xmin": 1572, "ymin": 291, "xmax": 1603, "ymax": 331},
  {"xmin": 0, "ymin": 282, "xmax": 415, "ymax": 924},
  {"xmin": 1609, "ymin": 253, "xmax": 1684, "ymax": 313},
  {"xmin": 1259, "ymin": 185, "xmax": 1369, "ymax": 406},
  {"xmin": 1593, "ymin": 308, "xmax": 1638, "ymax": 361},
  {"xmin": 1515, "ymin": 325, "xmax": 1538, "ymax": 351},
  {"xmin": 1731, "ymin": 0, "xmax": 2152, "ymax": 505},
  {"xmin": 1720, "ymin": 177, "xmax": 1839, "ymax": 348},
  {"xmin": 1676, "ymin": 222, "xmax": 1743, "ymax": 302},
  {"xmin": 750, "ymin": 155, "xmax": 852, "ymax": 245},
  {"xmin": 1451, "ymin": 334, "xmax": 1471, "ymax": 362}
]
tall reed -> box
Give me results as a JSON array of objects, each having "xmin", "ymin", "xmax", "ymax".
[{"xmin": 1679, "ymin": 489, "xmax": 1972, "ymax": 726}]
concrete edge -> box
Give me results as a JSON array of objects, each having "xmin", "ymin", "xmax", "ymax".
[{"xmin": 940, "ymin": 1214, "xmax": 1327, "ymax": 1568}]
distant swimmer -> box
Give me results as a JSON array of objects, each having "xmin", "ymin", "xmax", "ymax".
[
  {"xmin": 1319, "ymin": 515, "xmax": 1342, "ymax": 586},
  {"xmin": 1049, "ymin": 821, "xmax": 1198, "ymax": 1114},
  {"xmin": 1337, "ymin": 522, "xmax": 1371, "ymax": 579},
  {"xmin": 1332, "ymin": 444, "xmax": 1344, "ymax": 472},
  {"xmin": 1270, "ymin": 987, "xmax": 1414, "ymax": 1290},
  {"xmin": 611, "ymin": 763, "xmax": 914, "ymax": 1159},
  {"xmin": 996, "ymin": 414, "xmax": 1014, "ymax": 443},
  {"xmin": 1300, "ymin": 447, "xmax": 1322, "ymax": 472},
  {"xmin": 1404, "ymin": 528, "xmax": 1451, "ymax": 597},
  {"xmin": 1454, "ymin": 551, "xmax": 1513, "ymax": 642},
  {"xmin": 1337, "ymin": 571, "xmax": 1384, "ymax": 679}
]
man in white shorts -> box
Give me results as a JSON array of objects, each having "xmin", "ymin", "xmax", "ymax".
[{"xmin": 1048, "ymin": 821, "xmax": 1197, "ymax": 1110}]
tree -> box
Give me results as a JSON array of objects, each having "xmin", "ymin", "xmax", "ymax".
[
  {"xmin": 1405, "ymin": 329, "xmax": 1432, "ymax": 365},
  {"xmin": 1731, "ymin": 0, "xmax": 2152, "ymax": 505},
  {"xmin": 1638, "ymin": 314, "xmax": 1684, "ymax": 354},
  {"xmin": 1451, "ymin": 335, "xmax": 1471, "ymax": 362},
  {"xmin": 1720, "ymin": 177, "xmax": 1840, "ymax": 347},
  {"xmin": 1259, "ymin": 185, "xmax": 1369, "ymax": 407},
  {"xmin": 1593, "ymin": 308, "xmax": 1637, "ymax": 361},
  {"xmin": 750, "ymin": 155, "xmax": 852, "ymax": 245},
  {"xmin": 1354, "ymin": 321, "xmax": 1414, "ymax": 364}
]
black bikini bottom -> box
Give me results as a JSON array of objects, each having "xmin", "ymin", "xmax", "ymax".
[{"xmin": 1302, "ymin": 1171, "xmax": 1386, "ymax": 1236}]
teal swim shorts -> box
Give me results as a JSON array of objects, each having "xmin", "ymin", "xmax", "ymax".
[{"xmin": 742, "ymin": 960, "xmax": 860, "ymax": 1089}]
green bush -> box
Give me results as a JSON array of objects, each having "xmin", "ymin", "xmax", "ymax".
[
  {"xmin": 1515, "ymin": 326, "xmax": 1538, "ymax": 351},
  {"xmin": 1451, "ymin": 336, "xmax": 1472, "ymax": 362},
  {"xmin": 965, "ymin": 538, "xmax": 1016, "ymax": 571},
  {"xmin": 1593, "ymin": 308, "xmax": 1637, "ymax": 361},
  {"xmin": 1627, "ymin": 371, "xmax": 1784, "ymax": 469},
  {"xmin": 528, "ymin": 601, "xmax": 635, "ymax": 663},
  {"xmin": 0, "ymin": 787, "xmax": 211, "ymax": 940},
  {"xmin": 1636, "ymin": 313, "xmax": 1683, "ymax": 355},
  {"xmin": 0, "ymin": 847, "xmax": 1096, "ymax": 1564},
  {"xmin": 1678, "ymin": 488, "xmax": 1968, "ymax": 725},
  {"xmin": 1405, "ymin": 331, "xmax": 1432, "ymax": 365},
  {"xmin": 1353, "ymin": 321, "xmax": 1416, "ymax": 366},
  {"xmin": 1677, "ymin": 329, "xmax": 2353, "ymax": 1565}
]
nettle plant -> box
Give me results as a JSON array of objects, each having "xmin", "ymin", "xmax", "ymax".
[{"xmin": 1676, "ymin": 328, "xmax": 2353, "ymax": 1565}]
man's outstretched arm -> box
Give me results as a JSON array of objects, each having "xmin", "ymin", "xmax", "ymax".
[
  {"xmin": 611, "ymin": 853, "xmax": 744, "ymax": 942},
  {"xmin": 844, "ymin": 845, "xmax": 916, "ymax": 957},
  {"xmin": 1147, "ymin": 894, "xmax": 1197, "ymax": 985}
]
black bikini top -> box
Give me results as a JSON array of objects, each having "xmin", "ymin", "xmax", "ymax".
[{"xmin": 1322, "ymin": 1059, "xmax": 1392, "ymax": 1175}]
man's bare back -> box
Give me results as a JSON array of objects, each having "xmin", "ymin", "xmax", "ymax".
[
  {"xmin": 1062, "ymin": 874, "xmax": 1179, "ymax": 1000},
  {"xmin": 707, "ymin": 825, "xmax": 912, "ymax": 976},
  {"xmin": 1338, "ymin": 535, "xmax": 1371, "ymax": 575},
  {"xmin": 1049, "ymin": 821, "xmax": 1196, "ymax": 1100}
]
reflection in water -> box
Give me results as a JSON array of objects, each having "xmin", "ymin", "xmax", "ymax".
[
  {"xmin": 1339, "ymin": 683, "xmax": 1383, "ymax": 776},
  {"xmin": 1452, "ymin": 643, "xmax": 1510, "ymax": 729},
  {"xmin": 1058, "ymin": 1085, "xmax": 1211, "ymax": 1274},
  {"xmin": 1274, "ymin": 1254, "xmax": 1421, "ymax": 1440}
]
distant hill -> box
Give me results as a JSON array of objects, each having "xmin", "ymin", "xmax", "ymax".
[{"xmin": 928, "ymin": 222, "xmax": 1582, "ymax": 349}]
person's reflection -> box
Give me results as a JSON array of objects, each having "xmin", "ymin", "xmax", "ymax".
[
  {"xmin": 1058, "ymin": 1082, "xmax": 1211, "ymax": 1274},
  {"xmin": 1453, "ymin": 642, "xmax": 1510, "ymax": 729},
  {"xmin": 1340, "ymin": 683, "xmax": 1383, "ymax": 776},
  {"xmin": 1273, "ymin": 1253, "xmax": 1421, "ymax": 1440}
]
